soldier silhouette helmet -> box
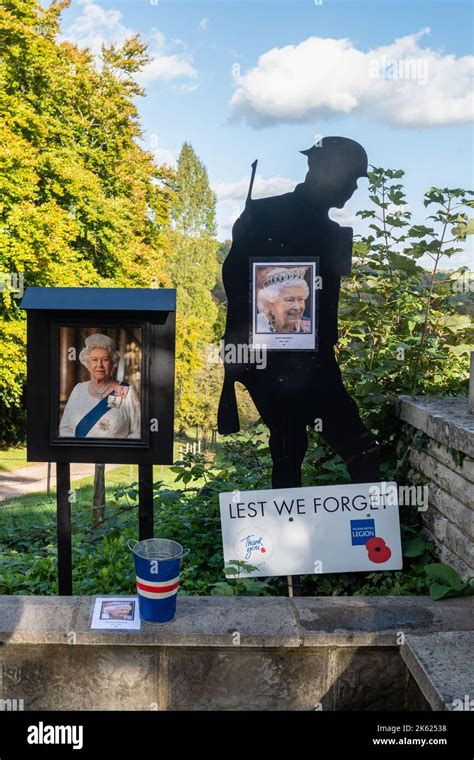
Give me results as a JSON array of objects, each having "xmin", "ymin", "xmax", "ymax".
[{"xmin": 300, "ymin": 136, "xmax": 369, "ymax": 208}]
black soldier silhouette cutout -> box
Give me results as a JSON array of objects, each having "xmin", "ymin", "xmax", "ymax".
[{"xmin": 218, "ymin": 136, "xmax": 381, "ymax": 488}]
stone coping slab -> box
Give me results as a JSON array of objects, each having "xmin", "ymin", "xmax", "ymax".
[
  {"xmin": 400, "ymin": 632, "xmax": 474, "ymax": 711},
  {"xmin": 0, "ymin": 595, "xmax": 472, "ymax": 648},
  {"xmin": 396, "ymin": 396, "xmax": 474, "ymax": 458}
]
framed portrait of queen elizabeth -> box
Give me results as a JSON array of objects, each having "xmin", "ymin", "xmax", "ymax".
[
  {"xmin": 21, "ymin": 287, "xmax": 176, "ymax": 465},
  {"xmin": 56, "ymin": 325, "xmax": 145, "ymax": 443},
  {"xmin": 251, "ymin": 258, "xmax": 319, "ymax": 350}
]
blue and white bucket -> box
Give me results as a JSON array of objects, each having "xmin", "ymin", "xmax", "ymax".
[{"xmin": 128, "ymin": 538, "xmax": 189, "ymax": 624}]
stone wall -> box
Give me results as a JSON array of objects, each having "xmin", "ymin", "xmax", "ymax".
[
  {"xmin": 396, "ymin": 396, "xmax": 474, "ymax": 580},
  {"xmin": 1, "ymin": 596, "xmax": 473, "ymax": 711}
]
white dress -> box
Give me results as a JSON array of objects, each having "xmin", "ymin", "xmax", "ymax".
[{"xmin": 59, "ymin": 382, "xmax": 141, "ymax": 439}]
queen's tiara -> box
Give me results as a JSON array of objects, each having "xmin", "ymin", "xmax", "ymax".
[{"xmin": 263, "ymin": 267, "xmax": 308, "ymax": 288}]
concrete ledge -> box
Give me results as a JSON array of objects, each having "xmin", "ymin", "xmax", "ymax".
[
  {"xmin": 1, "ymin": 595, "xmax": 473, "ymax": 647},
  {"xmin": 397, "ymin": 396, "xmax": 474, "ymax": 458},
  {"xmin": 1, "ymin": 596, "xmax": 472, "ymax": 710},
  {"xmin": 401, "ymin": 632, "xmax": 474, "ymax": 711}
]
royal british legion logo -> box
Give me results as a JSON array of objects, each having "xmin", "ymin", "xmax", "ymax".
[{"xmin": 350, "ymin": 519, "xmax": 376, "ymax": 545}]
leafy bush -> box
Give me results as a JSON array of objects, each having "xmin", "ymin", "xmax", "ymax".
[
  {"xmin": 0, "ymin": 168, "xmax": 471, "ymax": 596},
  {"xmin": 425, "ymin": 563, "xmax": 474, "ymax": 601},
  {"xmin": 337, "ymin": 170, "xmax": 472, "ymax": 454},
  {"xmin": 0, "ymin": 434, "xmax": 457, "ymax": 598}
]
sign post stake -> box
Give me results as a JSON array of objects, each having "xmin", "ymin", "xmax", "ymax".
[
  {"xmin": 56, "ymin": 461, "xmax": 72, "ymax": 595},
  {"xmin": 138, "ymin": 464, "xmax": 154, "ymax": 540},
  {"xmin": 92, "ymin": 463, "xmax": 106, "ymax": 528}
]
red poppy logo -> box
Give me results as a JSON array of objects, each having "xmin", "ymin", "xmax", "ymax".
[
  {"xmin": 365, "ymin": 537, "xmax": 392, "ymax": 564},
  {"xmin": 260, "ymin": 547, "xmax": 266, "ymax": 553}
]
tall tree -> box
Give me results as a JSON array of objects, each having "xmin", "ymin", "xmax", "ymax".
[
  {"xmin": 172, "ymin": 142, "xmax": 217, "ymax": 237},
  {"xmin": 167, "ymin": 143, "xmax": 220, "ymax": 431},
  {"xmin": 0, "ymin": 0, "xmax": 174, "ymax": 444}
]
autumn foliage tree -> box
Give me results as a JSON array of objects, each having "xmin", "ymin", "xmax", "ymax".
[
  {"xmin": 165, "ymin": 142, "xmax": 221, "ymax": 432},
  {"xmin": 0, "ymin": 0, "xmax": 175, "ymax": 443}
]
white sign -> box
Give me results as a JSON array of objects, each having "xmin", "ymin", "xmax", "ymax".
[
  {"xmin": 91, "ymin": 597, "xmax": 141, "ymax": 629},
  {"xmin": 219, "ymin": 482, "xmax": 402, "ymax": 577}
]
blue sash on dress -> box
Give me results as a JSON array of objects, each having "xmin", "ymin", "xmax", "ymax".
[
  {"xmin": 74, "ymin": 382, "xmax": 129, "ymax": 438},
  {"xmin": 74, "ymin": 392, "xmax": 115, "ymax": 438}
]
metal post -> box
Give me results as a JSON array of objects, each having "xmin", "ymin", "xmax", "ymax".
[
  {"xmin": 56, "ymin": 462, "xmax": 72, "ymax": 595},
  {"xmin": 92, "ymin": 463, "xmax": 106, "ymax": 527},
  {"xmin": 138, "ymin": 464, "xmax": 154, "ymax": 540}
]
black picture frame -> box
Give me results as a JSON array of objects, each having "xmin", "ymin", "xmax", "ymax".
[
  {"xmin": 21, "ymin": 288, "xmax": 176, "ymax": 466},
  {"xmin": 49, "ymin": 318, "xmax": 150, "ymax": 448}
]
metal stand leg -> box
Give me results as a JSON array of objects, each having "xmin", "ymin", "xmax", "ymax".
[
  {"xmin": 138, "ymin": 464, "xmax": 154, "ymax": 540},
  {"xmin": 56, "ymin": 462, "xmax": 72, "ymax": 595}
]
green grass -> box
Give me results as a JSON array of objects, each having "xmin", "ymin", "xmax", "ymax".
[
  {"xmin": 0, "ymin": 463, "xmax": 178, "ymax": 543},
  {"xmin": 0, "ymin": 446, "xmax": 28, "ymax": 472},
  {"xmin": 0, "ymin": 430, "xmax": 225, "ymax": 567},
  {"xmin": 0, "ymin": 430, "xmax": 217, "ymax": 475},
  {"xmin": 0, "ymin": 433, "xmax": 219, "ymax": 535}
]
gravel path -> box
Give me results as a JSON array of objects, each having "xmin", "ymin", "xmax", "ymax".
[{"xmin": 0, "ymin": 462, "xmax": 121, "ymax": 503}]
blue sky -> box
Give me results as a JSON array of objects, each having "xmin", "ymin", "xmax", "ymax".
[{"xmin": 60, "ymin": 0, "xmax": 473, "ymax": 267}]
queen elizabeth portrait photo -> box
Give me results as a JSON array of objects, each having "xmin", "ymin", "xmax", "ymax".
[
  {"xmin": 59, "ymin": 332, "xmax": 141, "ymax": 440},
  {"xmin": 256, "ymin": 266, "xmax": 312, "ymax": 334},
  {"xmin": 252, "ymin": 262, "xmax": 317, "ymax": 350}
]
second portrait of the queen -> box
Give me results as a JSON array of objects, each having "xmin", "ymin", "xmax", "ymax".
[
  {"xmin": 57, "ymin": 327, "xmax": 142, "ymax": 441},
  {"xmin": 251, "ymin": 261, "xmax": 318, "ymax": 350}
]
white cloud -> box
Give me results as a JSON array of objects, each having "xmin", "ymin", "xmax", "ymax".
[
  {"xmin": 328, "ymin": 207, "xmax": 360, "ymax": 227},
  {"xmin": 215, "ymin": 174, "xmax": 297, "ymax": 240},
  {"xmin": 224, "ymin": 207, "xmax": 241, "ymax": 229},
  {"xmin": 137, "ymin": 55, "xmax": 197, "ymax": 84},
  {"xmin": 214, "ymin": 174, "xmax": 297, "ymax": 203},
  {"xmin": 198, "ymin": 18, "xmax": 208, "ymax": 32},
  {"xmin": 63, "ymin": 0, "xmax": 131, "ymax": 58},
  {"xmin": 150, "ymin": 29, "xmax": 167, "ymax": 51},
  {"xmin": 230, "ymin": 29, "xmax": 474, "ymax": 128},
  {"xmin": 387, "ymin": 203, "xmax": 410, "ymax": 215},
  {"xmin": 153, "ymin": 147, "xmax": 179, "ymax": 167},
  {"xmin": 178, "ymin": 82, "xmax": 199, "ymax": 93},
  {"xmin": 63, "ymin": 2, "xmax": 197, "ymax": 85}
]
